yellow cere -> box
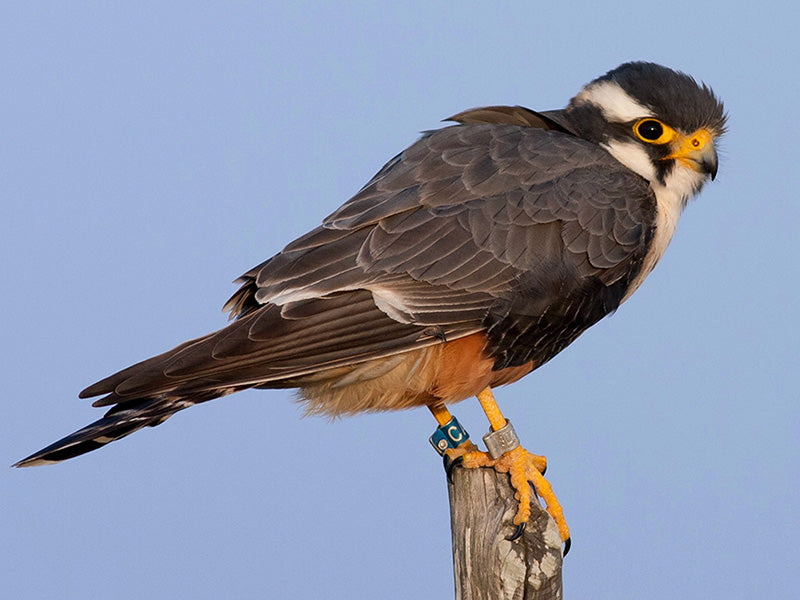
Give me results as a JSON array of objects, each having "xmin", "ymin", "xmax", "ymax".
[{"xmin": 665, "ymin": 127, "xmax": 715, "ymax": 166}]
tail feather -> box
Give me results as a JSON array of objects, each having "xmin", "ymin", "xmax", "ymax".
[
  {"xmin": 13, "ymin": 399, "xmax": 186, "ymax": 467},
  {"xmin": 14, "ymin": 287, "xmax": 475, "ymax": 467}
]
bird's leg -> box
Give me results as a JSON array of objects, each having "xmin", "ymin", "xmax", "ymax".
[
  {"xmin": 445, "ymin": 387, "xmax": 570, "ymax": 548},
  {"xmin": 427, "ymin": 403, "xmax": 477, "ymax": 455}
]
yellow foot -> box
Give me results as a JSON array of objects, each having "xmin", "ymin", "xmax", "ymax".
[{"xmin": 445, "ymin": 444, "xmax": 569, "ymax": 544}]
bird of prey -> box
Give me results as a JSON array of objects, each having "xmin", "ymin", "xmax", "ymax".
[{"xmin": 16, "ymin": 62, "xmax": 726, "ymax": 552}]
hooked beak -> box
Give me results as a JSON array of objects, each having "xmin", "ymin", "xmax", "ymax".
[{"xmin": 665, "ymin": 128, "xmax": 719, "ymax": 180}]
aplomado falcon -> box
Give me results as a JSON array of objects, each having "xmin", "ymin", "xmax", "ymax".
[{"xmin": 16, "ymin": 62, "xmax": 727, "ymax": 552}]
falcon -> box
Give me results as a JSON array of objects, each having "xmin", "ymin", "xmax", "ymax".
[{"xmin": 16, "ymin": 62, "xmax": 726, "ymax": 552}]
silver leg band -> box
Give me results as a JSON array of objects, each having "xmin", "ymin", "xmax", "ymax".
[{"xmin": 482, "ymin": 420, "xmax": 520, "ymax": 459}]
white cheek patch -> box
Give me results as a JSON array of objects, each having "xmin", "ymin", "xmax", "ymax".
[
  {"xmin": 603, "ymin": 140, "xmax": 709, "ymax": 200},
  {"xmin": 574, "ymin": 81, "xmax": 654, "ymax": 123},
  {"xmin": 602, "ymin": 139, "xmax": 657, "ymax": 182}
]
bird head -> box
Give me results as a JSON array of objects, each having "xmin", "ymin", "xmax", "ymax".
[{"xmin": 566, "ymin": 62, "xmax": 727, "ymax": 198}]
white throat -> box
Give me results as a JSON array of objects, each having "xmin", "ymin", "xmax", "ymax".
[{"xmin": 602, "ymin": 138, "xmax": 707, "ymax": 302}]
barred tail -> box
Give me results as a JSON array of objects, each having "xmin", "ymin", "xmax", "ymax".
[{"xmin": 13, "ymin": 399, "xmax": 185, "ymax": 467}]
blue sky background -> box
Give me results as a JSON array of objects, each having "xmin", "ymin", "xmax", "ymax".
[{"xmin": 2, "ymin": 3, "xmax": 798, "ymax": 599}]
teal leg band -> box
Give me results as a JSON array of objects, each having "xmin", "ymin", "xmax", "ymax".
[{"xmin": 429, "ymin": 416, "xmax": 470, "ymax": 456}]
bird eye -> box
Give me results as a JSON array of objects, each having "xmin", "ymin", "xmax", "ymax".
[
  {"xmin": 636, "ymin": 119, "xmax": 664, "ymax": 141},
  {"xmin": 633, "ymin": 118, "xmax": 676, "ymax": 145}
]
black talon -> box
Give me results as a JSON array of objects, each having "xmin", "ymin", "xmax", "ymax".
[
  {"xmin": 563, "ymin": 537, "xmax": 572, "ymax": 557},
  {"xmin": 443, "ymin": 454, "xmax": 463, "ymax": 483},
  {"xmin": 507, "ymin": 522, "xmax": 525, "ymax": 541}
]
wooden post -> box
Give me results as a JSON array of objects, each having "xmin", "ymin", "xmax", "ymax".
[{"xmin": 447, "ymin": 465, "xmax": 564, "ymax": 600}]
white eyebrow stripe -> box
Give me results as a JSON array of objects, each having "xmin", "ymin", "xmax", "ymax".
[{"xmin": 574, "ymin": 80, "xmax": 654, "ymax": 123}]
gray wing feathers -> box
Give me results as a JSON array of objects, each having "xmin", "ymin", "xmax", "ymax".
[
  {"xmin": 241, "ymin": 125, "xmax": 652, "ymax": 318},
  {"xmin": 90, "ymin": 123, "xmax": 654, "ymax": 402},
  {"xmin": 84, "ymin": 291, "xmax": 469, "ymax": 405}
]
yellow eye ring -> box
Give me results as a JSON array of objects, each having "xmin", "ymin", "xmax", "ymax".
[{"xmin": 633, "ymin": 118, "xmax": 676, "ymax": 145}]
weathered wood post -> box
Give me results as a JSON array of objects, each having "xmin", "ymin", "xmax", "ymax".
[{"xmin": 447, "ymin": 465, "xmax": 564, "ymax": 599}]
